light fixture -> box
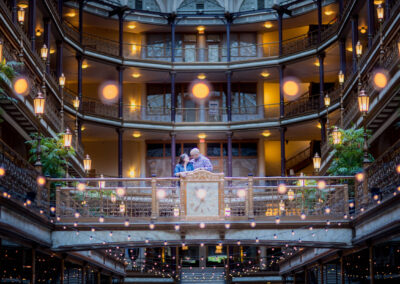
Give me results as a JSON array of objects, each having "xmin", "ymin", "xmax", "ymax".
[
  {"xmin": 198, "ymin": 133, "xmax": 206, "ymax": 139},
  {"xmin": 197, "ymin": 26, "xmax": 205, "ymax": 34},
  {"xmin": 116, "ymin": 187, "xmax": 126, "ymax": 197},
  {"xmin": 356, "ymin": 41, "xmax": 363, "ymax": 58},
  {"xmin": 124, "ymin": 219, "xmax": 130, "ymax": 227},
  {"xmin": 324, "ymin": 10, "xmax": 334, "ymax": 16},
  {"xmin": 314, "ymin": 60, "xmax": 320, "ymax": 67},
  {"xmin": 132, "ymin": 72, "xmax": 141, "ymax": 78},
  {"xmin": 157, "ymin": 189, "xmax": 166, "ymax": 199},
  {"xmin": 149, "ymin": 223, "xmax": 155, "ymax": 230},
  {"xmin": 192, "ymin": 82, "xmax": 210, "ymax": 99},
  {"xmin": 81, "ymin": 60, "xmax": 88, "ymax": 69},
  {"xmin": 37, "ymin": 176, "xmax": 46, "ymax": 186},
  {"xmin": 0, "ymin": 166, "xmax": 5, "ymax": 176},
  {"xmin": 358, "ymin": 89, "xmax": 369, "ymax": 113},
  {"xmin": 237, "ymin": 188, "xmax": 246, "ymax": 198},
  {"xmin": 200, "ymin": 222, "xmax": 205, "ymax": 229},
  {"xmin": 275, "ymin": 216, "xmax": 280, "ymax": 224},
  {"xmin": 277, "ymin": 183, "xmax": 287, "ymax": 194},
  {"xmin": 324, "ymin": 94, "xmax": 330, "ymax": 107},
  {"xmin": 59, "ymin": 73, "xmax": 66, "ymax": 87},
  {"xmin": 377, "ymin": 4, "xmax": 384, "ymax": 21},
  {"xmin": 77, "ymin": 182, "xmax": 85, "ymax": 191},
  {"xmin": 360, "ymin": 27, "xmax": 367, "ymax": 34},
  {"xmin": 99, "ymin": 216, "xmax": 104, "ymax": 223},
  {"xmin": 83, "ymin": 154, "xmax": 92, "ymax": 172},
  {"xmin": 313, "ymin": 153, "xmax": 321, "ymax": 171},
  {"xmin": 173, "ymin": 207, "xmax": 180, "ymax": 217},
  {"xmin": 338, "ymin": 70, "xmax": 345, "ymax": 85},
  {"xmin": 17, "ymin": 7, "xmax": 25, "ymax": 25},
  {"xmin": 331, "ymin": 126, "xmax": 342, "ymax": 145},
  {"xmin": 260, "ymin": 71, "xmax": 270, "ymax": 78},
  {"xmin": 73, "ymin": 96, "xmax": 80, "ymax": 110},
  {"xmin": 13, "ymin": 77, "xmax": 29, "ymax": 96},
  {"xmin": 224, "ymin": 206, "xmax": 231, "ymax": 217},
  {"xmin": 129, "ymin": 168, "xmax": 135, "ymax": 178},
  {"xmin": 283, "ymin": 79, "xmax": 300, "ymax": 97},
  {"xmin": 197, "ymin": 73, "xmax": 206, "ymax": 80},
  {"xmin": 317, "ymin": 180, "xmax": 326, "ymax": 190},
  {"xmin": 127, "ymin": 23, "xmax": 136, "ymax": 29},
  {"xmin": 65, "ymin": 11, "xmax": 76, "ymax": 17},
  {"xmin": 346, "ymin": 46, "xmax": 353, "ymax": 52},
  {"xmin": 373, "ymin": 70, "xmax": 388, "ymax": 90},
  {"xmin": 17, "ymin": 0, "xmax": 28, "ymax": 8},
  {"xmin": 36, "ymin": 29, "xmax": 42, "ymax": 37},
  {"xmin": 300, "ymin": 211, "xmax": 306, "ymax": 220},
  {"xmin": 225, "ymin": 223, "xmax": 230, "ymax": 229},
  {"xmin": 287, "ymin": 189, "xmax": 295, "ymax": 201},
  {"xmin": 264, "ymin": 22, "xmax": 272, "ymax": 29},
  {"xmin": 355, "ymin": 172, "xmax": 364, "ymax": 182},
  {"xmin": 40, "ymin": 44, "xmax": 48, "ymax": 61},
  {"xmin": 63, "ymin": 128, "xmax": 72, "ymax": 148},
  {"xmin": 98, "ymin": 174, "xmax": 105, "ymax": 189},
  {"xmin": 174, "ymin": 224, "xmax": 180, "ymax": 230},
  {"xmin": 373, "ymin": 0, "xmax": 384, "ymax": 4},
  {"xmin": 398, "ymin": 41, "xmax": 400, "ymax": 56},
  {"xmin": 50, "ymin": 48, "xmax": 55, "ymax": 54},
  {"xmin": 132, "ymin": 131, "xmax": 141, "ymax": 138},
  {"xmin": 262, "ymin": 130, "xmax": 271, "ymax": 137},
  {"xmin": 34, "ymin": 91, "xmax": 45, "ymax": 116}
]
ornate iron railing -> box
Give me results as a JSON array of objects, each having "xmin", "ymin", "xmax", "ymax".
[
  {"xmin": 0, "ymin": 139, "xmax": 47, "ymax": 210},
  {"xmin": 49, "ymin": 175, "xmax": 352, "ymax": 222}
]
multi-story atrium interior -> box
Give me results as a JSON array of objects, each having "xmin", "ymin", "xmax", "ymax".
[{"xmin": 0, "ymin": 0, "xmax": 400, "ymax": 283}]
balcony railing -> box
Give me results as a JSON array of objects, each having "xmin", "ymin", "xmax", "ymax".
[
  {"xmin": 49, "ymin": 174, "xmax": 353, "ymax": 222},
  {"xmin": 62, "ymin": 19, "xmax": 338, "ymax": 63},
  {"xmin": 0, "ymin": 139, "xmax": 46, "ymax": 210},
  {"xmin": 64, "ymin": 89, "xmax": 341, "ymax": 124}
]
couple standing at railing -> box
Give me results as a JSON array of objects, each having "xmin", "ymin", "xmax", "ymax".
[{"xmin": 173, "ymin": 148, "xmax": 213, "ymax": 177}]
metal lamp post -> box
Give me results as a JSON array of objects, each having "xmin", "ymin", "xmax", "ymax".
[
  {"xmin": 59, "ymin": 73, "xmax": 66, "ymax": 131},
  {"xmin": 63, "ymin": 128, "xmax": 72, "ymax": 177},
  {"xmin": 324, "ymin": 94, "xmax": 331, "ymax": 138},
  {"xmin": 358, "ymin": 89, "xmax": 370, "ymax": 168},
  {"xmin": 377, "ymin": 4, "xmax": 385, "ymax": 64},
  {"xmin": 17, "ymin": 7, "xmax": 25, "ymax": 61},
  {"xmin": 313, "ymin": 153, "xmax": 321, "ymax": 175},
  {"xmin": 355, "ymin": 41, "xmax": 363, "ymax": 93},
  {"xmin": 338, "ymin": 70, "xmax": 345, "ymax": 128},
  {"xmin": 72, "ymin": 96, "xmax": 80, "ymax": 149},
  {"xmin": 33, "ymin": 91, "xmax": 45, "ymax": 171}
]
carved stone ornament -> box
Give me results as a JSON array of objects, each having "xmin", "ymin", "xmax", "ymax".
[{"xmin": 182, "ymin": 170, "xmax": 224, "ymax": 182}]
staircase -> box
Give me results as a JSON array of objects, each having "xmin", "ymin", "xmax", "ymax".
[
  {"xmin": 286, "ymin": 141, "xmax": 320, "ymax": 175},
  {"xmin": 180, "ymin": 267, "xmax": 226, "ymax": 284}
]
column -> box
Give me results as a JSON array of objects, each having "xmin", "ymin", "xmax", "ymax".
[
  {"xmin": 199, "ymin": 136, "xmax": 206, "ymax": 155},
  {"xmin": 304, "ymin": 267, "xmax": 309, "ymax": 284},
  {"xmin": 257, "ymin": 138, "xmax": 265, "ymax": 177},
  {"xmin": 170, "ymin": 71, "xmax": 176, "ymax": 122},
  {"xmin": 320, "ymin": 117, "xmax": 326, "ymax": 144},
  {"xmin": 28, "ymin": 0, "xmax": 36, "ymax": 50},
  {"xmin": 82, "ymin": 264, "xmax": 87, "ymax": 284},
  {"xmin": 226, "ymin": 71, "xmax": 232, "ymax": 121},
  {"xmin": 317, "ymin": 0, "xmax": 322, "ymax": 43},
  {"xmin": 79, "ymin": 0, "xmax": 84, "ymax": 44},
  {"xmin": 139, "ymin": 140, "xmax": 146, "ymax": 178},
  {"xmin": 97, "ymin": 271, "xmax": 101, "ymax": 284},
  {"xmin": 43, "ymin": 17, "xmax": 51, "ymax": 73},
  {"xmin": 56, "ymin": 40, "xmax": 63, "ymax": 78},
  {"xmin": 278, "ymin": 11, "xmax": 283, "ymax": 56},
  {"xmin": 198, "ymin": 30, "xmax": 206, "ymax": 62},
  {"xmin": 318, "ymin": 52, "xmax": 325, "ymax": 109},
  {"xmin": 58, "ymin": 0, "xmax": 63, "ymax": 21},
  {"xmin": 280, "ymin": 127, "xmax": 286, "ymax": 176},
  {"xmin": 31, "ymin": 248, "xmax": 36, "ymax": 284},
  {"xmin": 169, "ymin": 15, "xmax": 176, "ymax": 62},
  {"xmin": 338, "ymin": 0, "xmax": 344, "ymax": 19},
  {"xmin": 351, "ymin": 15, "xmax": 359, "ymax": 73},
  {"xmin": 369, "ymin": 246, "xmax": 375, "ymax": 284},
  {"xmin": 171, "ymin": 133, "xmax": 176, "ymax": 176},
  {"xmin": 77, "ymin": 120, "xmax": 83, "ymax": 145},
  {"xmin": 367, "ymin": 0, "xmax": 375, "ymax": 48},
  {"xmin": 279, "ymin": 65, "xmax": 285, "ymax": 118},
  {"xmin": 339, "ymin": 38, "xmax": 346, "ymax": 74},
  {"xmin": 117, "ymin": 128, "xmax": 124, "ymax": 178},
  {"xmin": 340, "ymin": 256, "xmax": 345, "ymax": 284},
  {"xmin": 225, "ymin": 13, "xmax": 232, "ymax": 62},
  {"xmin": 117, "ymin": 66, "xmax": 124, "ymax": 119},
  {"xmin": 385, "ymin": 0, "xmax": 391, "ymax": 19},
  {"xmin": 77, "ymin": 55, "xmax": 83, "ymax": 106},
  {"xmin": 227, "ymin": 132, "xmax": 233, "ymax": 177},
  {"xmin": 256, "ymin": 32, "xmax": 263, "ymax": 58},
  {"xmin": 60, "ymin": 257, "xmax": 65, "ymax": 284},
  {"xmin": 320, "ymin": 263, "xmax": 324, "ymax": 284},
  {"xmin": 118, "ymin": 12, "xmax": 124, "ymax": 57},
  {"xmin": 11, "ymin": 0, "xmax": 17, "ymax": 24}
]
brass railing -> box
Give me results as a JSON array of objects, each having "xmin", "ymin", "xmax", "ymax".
[{"xmin": 49, "ymin": 175, "xmax": 353, "ymax": 221}]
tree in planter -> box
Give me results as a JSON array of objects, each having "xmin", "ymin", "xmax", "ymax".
[
  {"xmin": 26, "ymin": 133, "xmax": 76, "ymax": 178},
  {"xmin": 327, "ymin": 127, "xmax": 374, "ymax": 176}
]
